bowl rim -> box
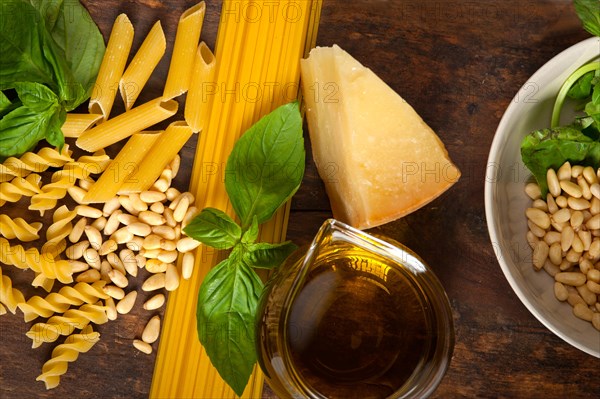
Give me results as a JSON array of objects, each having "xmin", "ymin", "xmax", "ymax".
[{"xmin": 484, "ymin": 36, "xmax": 600, "ymax": 358}]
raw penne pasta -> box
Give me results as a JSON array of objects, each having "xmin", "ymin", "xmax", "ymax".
[
  {"xmin": 120, "ymin": 21, "xmax": 166, "ymax": 110},
  {"xmin": 76, "ymin": 97, "xmax": 178, "ymax": 152},
  {"xmin": 162, "ymin": 2, "xmax": 205, "ymax": 99},
  {"xmin": 118, "ymin": 122, "xmax": 193, "ymax": 194},
  {"xmin": 89, "ymin": 14, "xmax": 134, "ymax": 120},
  {"xmin": 84, "ymin": 133, "xmax": 162, "ymax": 203},
  {"xmin": 61, "ymin": 114, "xmax": 103, "ymax": 138},
  {"xmin": 184, "ymin": 42, "xmax": 216, "ymax": 133}
]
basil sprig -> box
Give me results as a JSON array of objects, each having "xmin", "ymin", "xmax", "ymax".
[
  {"xmin": 183, "ymin": 101, "xmax": 305, "ymax": 395},
  {"xmin": 0, "ymin": 0, "xmax": 105, "ymax": 160}
]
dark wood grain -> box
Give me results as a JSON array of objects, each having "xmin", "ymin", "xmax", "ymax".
[{"xmin": 1, "ymin": 1, "xmax": 599, "ymax": 398}]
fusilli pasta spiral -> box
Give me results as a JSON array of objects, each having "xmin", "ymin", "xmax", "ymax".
[
  {"xmin": 32, "ymin": 273, "xmax": 55, "ymax": 293},
  {"xmin": 19, "ymin": 281, "xmax": 108, "ymax": 322},
  {"xmin": 0, "ymin": 215, "xmax": 43, "ymax": 241},
  {"xmin": 36, "ymin": 325, "xmax": 100, "ymax": 390},
  {"xmin": 0, "ymin": 266, "xmax": 26, "ymax": 314},
  {"xmin": 0, "ymin": 238, "xmax": 73, "ymax": 284},
  {"xmin": 0, "ymin": 174, "xmax": 42, "ymax": 206},
  {"xmin": 26, "ymin": 303, "xmax": 107, "ymax": 348},
  {"xmin": 0, "ymin": 145, "xmax": 73, "ymax": 182},
  {"xmin": 41, "ymin": 205, "xmax": 78, "ymax": 257}
]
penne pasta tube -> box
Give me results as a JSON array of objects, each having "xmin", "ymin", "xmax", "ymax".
[
  {"xmin": 120, "ymin": 21, "xmax": 167, "ymax": 110},
  {"xmin": 89, "ymin": 14, "xmax": 134, "ymax": 120},
  {"xmin": 184, "ymin": 42, "xmax": 216, "ymax": 133},
  {"xmin": 61, "ymin": 114, "xmax": 103, "ymax": 138},
  {"xmin": 162, "ymin": 2, "xmax": 206, "ymax": 99},
  {"xmin": 76, "ymin": 97, "xmax": 178, "ymax": 152},
  {"xmin": 83, "ymin": 133, "xmax": 162, "ymax": 203},
  {"xmin": 118, "ymin": 122, "xmax": 193, "ymax": 194}
]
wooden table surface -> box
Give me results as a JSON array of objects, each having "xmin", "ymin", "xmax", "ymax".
[{"xmin": 1, "ymin": 0, "xmax": 599, "ymax": 398}]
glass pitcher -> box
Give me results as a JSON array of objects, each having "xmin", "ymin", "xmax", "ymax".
[{"xmin": 256, "ymin": 219, "xmax": 454, "ymax": 399}]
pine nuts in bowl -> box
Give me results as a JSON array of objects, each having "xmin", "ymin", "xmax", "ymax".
[{"xmin": 485, "ymin": 37, "xmax": 600, "ymax": 358}]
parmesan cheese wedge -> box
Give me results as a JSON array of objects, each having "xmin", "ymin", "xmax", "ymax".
[{"xmin": 300, "ymin": 45, "xmax": 460, "ymax": 229}]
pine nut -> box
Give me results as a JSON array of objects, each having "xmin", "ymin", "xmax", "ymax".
[
  {"xmin": 170, "ymin": 155, "xmax": 181, "ymax": 178},
  {"xmin": 580, "ymin": 258, "xmax": 594, "ymax": 275},
  {"xmin": 129, "ymin": 193, "xmax": 148, "ymax": 213},
  {"xmin": 570, "ymin": 210, "xmax": 584, "ymax": 229},
  {"xmin": 589, "ymin": 240, "xmax": 600, "ymax": 259},
  {"xmin": 135, "ymin": 254, "xmax": 146, "ymax": 268},
  {"xmin": 142, "ymin": 315, "xmax": 161, "ymax": 344},
  {"xmin": 143, "ymin": 294, "xmax": 166, "ymax": 310},
  {"xmin": 152, "ymin": 225, "xmax": 176, "ymax": 240},
  {"xmin": 555, "ymin": 272, "xmax": 586, "ymax": 286},
  {"xmin": 111, "ymin": 227, "xmax": 134, "ymax": 245},
  {"xmin": 565, "ymin": 248, "xmax": 580, "ymax": 263},
  {"xmin": 576, "ymin": 284, "xmax": 596, "ymax": 305},
  {"xmin": 577, "ymin": 176, "xmax": 592, "ymax": 200},
  {"xmin": 182, "ymin": 252, "xmax": 195, "ymax": 280},
  {"xmin": 160, "ymin": 240, "xmax": 176, "ymax": 251},
  {"xmin": 567, "ymin": 292, "xmax": 585, "ymax": 307},
  {"xmin": 586, "ymin": 280, "xmax": 600, "ymax": 294},
  {"xmin": 177, "ymin": 237, "xmax": 201, "ymax": 253},
  {"xmin": 554, "ymin": 282, "xmax": 568, "ymax": 301},
  {"xmin": 591, "ymin": 183, "xmax": 600, "ymax": 200},
  {"xmin": 118, "ymin": 195, "xmax": 139, "ymax": 215},
  {"xmin": 76, "ymin": 269, "xmax": 101, "ymax": 283},
  {"xmin": 543, "ymin": 231, "xmax": 561, "ymax": 245},
  {"xmin": 69, "ymin": 217, "xmax": 88, "ymax": 243},
  {"xmin": 153, "ymin": 177, "xmax": 170, "ymax": 192},
  {"xmin": 107, "ymin": 252, "xmax": 126, "ymax": 275},
  {"xmin": 163, "ymin": 208, "xmax": 176, "ymax": 227},
  {"xmin": 99, "ymin": 239, "xmax": 118, "ymax": 256},
  {"xmin": 591, "ymin": 197, "xmax": 600, "ymax": 215},
  {"xmin": 103, "ymin": 285, "xmax": 125, "ymax": 300},
  {"xmin": 126, "ymin": 236, "xmax": 144, "ymax": 252},
  {"xmin": 150, "ymin": 202, "xmax": 165, "ymax": 214},
  {"xmin": 547, "ymin": 169, "xmax": 561, "ymax": 197},
  {"xmin": 108, "ymin": 269, "xmax": 128, "ymax": 288},
  {"xmin": 158, "ymin": 251, "xmax": 178, "ymax": 264},
  {"xmin": 79, "ymin": 177, "xmax": 95, "ymax": 191},
  {"xmin": 100, "ymin": 261, "xmax": 112, "ymax": 282},
  {"xmin": 543, "ymin": 260, "xmax": 560, "ymax": 277},
  {"xmin": 552, "ymin": 208, "xmax": 571, "ymax": 224},
  {"xmin": 90, "ymin": 217, "xmax": 107, "ymax": 231},
  {"xmin": 133, "ymin": 339, "xmax": 152, "ymax": 354},
  {"xmin": 526, "ymin": 208, "xmax": 550, "ymax": 229},
  {"xmin": 140, "ymin": 191, "xmax": 167, "ymax": 203},
  {"xmin": 557, "ymin": 162, "xmax": 571, "ymax": 181},
  {"xmin": 142, "ymin": 273, "xmax": 165, "ymax": 291},
  {"xmin": 83, "ymin": 248, "xmax": 101, "ymax": 270},
  {"xmin": 572, "ymin": 165, "xmax": 584, "ymax": 178},
  {"xmin": 66, "ymin": 241, "xmax": 90, "ymax": 260},
  {"xmin": 561, "ymin": 226, "xmax": 574, "ymax": 252},
  {"xmin": 68, "ymin": 186, "xmax": 88, "ymax": 204},
  {"xmin": 128, "ymin": 222, "xmax": 152, "ymax": 237},
  {"xmin": 105, "ymin": 297, "xmax": 118, "ymax": 321},
  {"xmin": 84, "ymin": 226, "xmax": 103, "ymax": 250},
  {"xmin": 145, "ymin": 259, "xmax": 167, "ymax": 273},
  {"xmin": 532, "ymin": 241, "xmax": 549, "ymax": 269},
  {"xmin": 583, "ymin": 166, "xmax": 598, "ymax": 185},
  {"xmin": 525, "ymin": 182, "xmax": 541, "ymax": 200},
  {"xmin": 547, "ymin": 194, "xmax": 559, "ymax": 214},
  {"xmin": 573, "ymin": 303, "xmax": 593, "ymax": 321},
  {"xmin": 117, "ymin": 213, "xmax": 138, "ymax": 226},
  {"xmin": 527, "ymin": 231, "xmax": 538, "ymax": 249},
  {"xmin": 120, "ymin": 249, "xmax": 138, "ymax": 277},
  {"xmin": 559, "ymin": 259, "xmax": 573, "ymax": 271},
  {"xmin": 548, "ymin": 242, "xmax": 562, "ymax": 265},
  {"xmin": 586, "ymin": 214, "xmax": 600, "ymax": 230},
  {"xmin": 568, "ymin": 197, "xmax": 590, "ymax": 211},
  {"xmin": 165, "ymin": 263, "xmax": 180, "ymax": 292},
  {"xmin": 103, "ymin": 197, "xmax": 121, "ymax": 217},
  {"xmin": 571, "ymin": 235, "xmax": 584, "ymax": 253},
  {"xmin": 587, "ymin": 269, "xmax": 600, "ymax": 283},
  {"xmin": 104, "ymin": 210, "xmax": 122, "ymax": 236},
  {"xmin": 578, "ymin": 230, "xmax": 592, "ymax": 251},
  {"xmin": 165, "ymin": 187, "xmax": 180, "ymax": 201},
  {"xmin": 76, "ymin": 205, "xmax": 103, "ymax": 218},
  {"xmin": 556, "ymin": 195, "xmax": 568, "ymax": 208},
  {"xmin": 116, "ymin": 291, "xmax": 137, "ymax": 314},
  {"xmin": 138, "ymin": 211, "xmax": 166, "ymax": 226},
  {"xmin": 182, "ymin": 206, "xmax": 199, "ymax": 229},
  {"xmin": 560, "ymin": 180, "xmax": 582, "ymax": 198},
  {"xmin": 68, "ymin": 260, "xmax": 89, "ymax": 273}
]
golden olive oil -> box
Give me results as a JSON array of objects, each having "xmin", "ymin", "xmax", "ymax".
[{"xmin": 284, "ymin": 249, "xmax": 431, "ymax": 399}]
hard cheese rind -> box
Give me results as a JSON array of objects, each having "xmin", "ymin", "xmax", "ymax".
[{"xmin": 300, "ymin": 45, "xmax": 460, "ymax": 229}]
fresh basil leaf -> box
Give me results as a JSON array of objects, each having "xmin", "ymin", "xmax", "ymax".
[
  {"xmin": 13, "ymin": 82, "xmax": 59, "ymax": 112},
  {"xmin": 567, "ymin": 71, "xmax": 594, "ymax": 99},
  {"xmin": 574, "ymin": 0, "xmax": 600, "ymax": 37},
  {"xmin": 0, "ymin": 0, "xmax": 56, "ymax": 90},
  {"xmin": 184, "ymin": 208, "xmax": 242, "ymax": 250},
  {"xmin": 521, "ymin": 126, "xmax": 600, "ymax": 195},
  {"xmin": 592, "ymin": 81, "xmax": 600, "ymax": 105},
  {"xmin": 243, "ymin": 241, "xmax": 297, "ymax": 269},
  {"xmin": 241, "ymin": 215, "xmax": 259, "ymax": 244},
  {"xmin": 0, "ymin": 92, "xmax": 11, "ymax": 115},
  {"xmin": 197, "ymin": 254, "xmax": 263, "ymax": 396},
  {"xmin": 0, "ymin": 102, "xmax": 61, "ymax": 158},
  {"xmin": 225, "ymin": 101, "xmax": 305, "ymax": 227},
  {"xmin": 45, "ymin": 106, "xmax": 66, "ymax": 149}
]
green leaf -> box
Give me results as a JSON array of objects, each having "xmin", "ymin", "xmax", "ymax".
[
  {"xmin": 521, "ymin": 126, "xmax": 600, "ymax": 195},
  {"xmin": 183, "ymin": 208, "xmax": 242, "ymax": 250},
  {"xmin": 243, "ymin": 241, "xmax": 297, "ymax": 269},
  {"xmin": 13, "ymin": 82, "xmax": 59, "ymax": 112},
  {"xmin": 197, "ymin": 254, "xmax": 263, "ymax": 396},
  {"xmin": 225, "ymin": 101, "xmax": 305, "ymax": 228},
  {"xmin": 0, "ymin": 92, "xmax": 12, "ymax": 115},
  {"xmin": 567, "ymin": 71, "xmax": 594, "ymax": 99},
  {"xmin": 0, "ymin": 0, "xmax": 56, "ymax": 89},
  {"xmin": 241, "ymin": 215, "xmax": 259, "ymax": 244},
  {"xmin": 574, "ymin": 0, "xmax": 600, "ymax": 37}
]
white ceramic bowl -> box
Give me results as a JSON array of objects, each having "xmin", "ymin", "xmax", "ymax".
[{"xmin": 485, "ymin": 36, "xmax": 600, "ymax": 358}]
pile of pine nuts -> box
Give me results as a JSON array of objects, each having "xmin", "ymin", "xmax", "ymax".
[
  {"xmin": 66, "ymin": 155, "xmax": 201, "ymax": 353},
  {"xmin": 525, "ymin": 162, "xmax": 600, "ymax": 331}
]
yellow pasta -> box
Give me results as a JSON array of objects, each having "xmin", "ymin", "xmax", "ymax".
[
  {"xmin": 120, "ymin": 21, "xmax": 167, "ymax": 110},
  {"xmin": 41, "ymin": 205, "xmax": 78, "ymax": 258},
  {"xmin": 32, "ymin": 273, "xmax": 55, "ymax": 293},
  {"xmin": 0, "ymin": 215, "xmax": 43, "ymax": 241},
  {"xmin": 0, "ymin": 145, "xmax": 72, "ymax": 182},
  {"xmin": 184, "ymin": 42, "xmax": 216, "ymax": 133},
  {"xmin": 118, "ymin": 122, "xmax": 193, "ymax": 194},
  {"xmin": 84, "ymin": 133, "xmax": 162, "ymax": 203},
  {"xmin": 19, "ymin": 281, "xmax": 108, "ymax": 323},
  {"xmin": 0, "ymin": 303, "xmax": 6, "ymax": 316},
  {"xmin": 27, "ymin": 303, "xmax": 108, "ymax": 348},
  {"xmin": 0, "ymin": 266, "xmax": 26, "ymax": 314},
  {"xmin": 88, "ymin": 14, "xmax": 134, "ymax": 120},
  {"xmin": 36, "ymin": 325, "xmax": 100, "ymax": 390},
  {"xmin": 29, "ymin": 152, "xmax": 110, "ymax": 215},
  {"xmin": 61, "ymin": 114, "xmax": 103, "ymax": 138},
  {"xmin": 0, "ymin": 237, "xmax": 73, "ymax": 284},
  {"xmin": 77, "ymin": 97, "xmax": 178, "ymax": 152},
  {"xmin": 0, "ymin": 174, "xmax": 42, "ymax": 207},
  {"xmin": 163, "ymin": 2, "xmax": 206, "ymax": 99}
]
